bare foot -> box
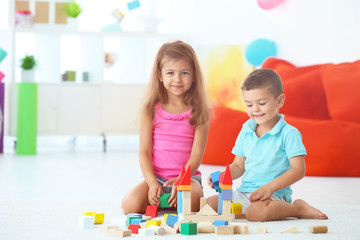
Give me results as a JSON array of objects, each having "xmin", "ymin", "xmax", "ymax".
[{"xmin": 293, "ymin": 199, "xmax": 328, "ymax": 219}]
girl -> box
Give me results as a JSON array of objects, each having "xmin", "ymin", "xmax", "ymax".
[{"xmin": 121, "ymin": 40, "xmax": 210, "ymax": 214}]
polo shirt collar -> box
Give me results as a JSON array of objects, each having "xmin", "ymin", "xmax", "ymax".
[{"xmin": 243, "ymin": 114, "xmax": 286, "ymax": 135}]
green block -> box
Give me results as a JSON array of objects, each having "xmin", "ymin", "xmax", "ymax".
[
  {"xmin": 126, "ymin": 216, "xmax": 141, "ymax": 227},
  {"xmin": 17, "ymin": 83, "xmax": 37, "ymax": 155},
  {"xmin": 181, "ymin": 222, "xmax": 197, "ymax": 235},
  {"xmin": 159, "ymin": 193, "xmax": 171, "ymax": 208}
]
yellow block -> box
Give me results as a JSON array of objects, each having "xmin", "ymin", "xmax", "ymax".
[
  {"xmin": 92, "ymin": 213, "xmax": 105, "ymax": 224},
  {"xmin": 177, "ymin": 185, "xmax": 191, "ymax": 191},
  {"xmin": 219, "ymin": 183, "xmax": 232, "ymax": 190},
  {"xmin": 231, "ymin": 203, "xmax": 242, "ymax": 214},
  {"xmin": 84, "ymin": 212, "xmax": 96, "ymax": 216},
  {"xmin": 146, "ymin": 220, "xmax": 161, "ymax": 228}
]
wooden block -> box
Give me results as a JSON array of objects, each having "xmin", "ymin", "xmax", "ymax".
[
  {"xmin": 34, "ymin": 1, "xmax": 49, "ymax": 24},
  {"xmin": 143, "ymin": 215, "xmax": 151, "ymax": 221},
  {"xmin": 138, "ymin": 228, "xmax": 155, "ymax": 236},
  {"xmin": 181, "ymin": 222, "xmax": 197, "ymax": 235},
  {"xmin": 174, "ymin": 219, "xmax": 191, "ymax": 233},
  {"xmin": 79, "ymin": 216, "xmax": 94, "ymax": 229},
  {"xmin": 146, "ymin": 220, "xmax": 161, "ymax": 228},
  {"xmin": 197, "ymin": 204, "xmax": 218, "ymax": 216},
  {"xmin": 107, "ymin": 229, "xmax": 131, "ymax": 237},
  {"xmin": 198, "ymin": 221, "xmax": 215, "ymax": 233},
  {"xmin": 99, "ymin": 225, "xmax": 119, "ymax": 232},
  {"xmin": 231, "ymin": 203, "xmax": 242, "ymax": 214},
  {"xmin": 257, "ymin": 225, "xmax": 268, "ymax": 233},
  {"xmin": 281, "ymin": 225, "xmax": 299, "ymax": 233},
  {"xmin": 165, "ymin": 214, "xmax": 178, "ymax": 227},
  {"xmin": 128, "ymin": 224, "xmax": 140, "ymax": 234},
  {"xmin": 183, "ymin": 214, "xmax": 232, "ymax": 223},
  {"xmin": 229, "ymin": 222, "xmax": 249, "ymax": 234},
  {"xmin": 148, "ymin": 225, "xmax": 165, "ymax": 235},
  {"xmin": 178, "ymin": 185, "xmax": 191, "ymax": 191},
  {"xmin": 222, "ymin": 200, "xmax": 232, "ymax": 216},
  {"xmin": 145, "ymin": 205, "xmax": 158, "ymax": 218},
  {"xmin": 215, "ymin": 225, "xmax": 234, "ymax": 235},
  {"xmin": 92, "ymin": 213, "xmax": 104, "ymax": 224},
  {"xmin": 159, "ymin": 193, "xmax": 171, "ymax": 208},
  {"xmin": 219, "ymin": 182, "xmax": 233, "ymax": 190},
  {"xmin": 55, "ymin": 2, "xmax": 68, "ymax": 24},
  {"xmin": 200, "ymin": 197, "xmax": 207, "ymax": 210},
  {"xmin": 161, "ymin": 224, "xmax": 177, "ymax": 234},
  {"xmin": 182, "ymin": 191, "xmax": 191, "ymax": 214},
  {"xmin": 234, "ymin": 214, "xmax": 246, "ymax": 219},
  {"xmin": 309, "ymin": 225, "xmax": 328, "ymax": 234},
  {"xmin": 139, "ymin": 222, "xmax": 147, "ymax": 229}
]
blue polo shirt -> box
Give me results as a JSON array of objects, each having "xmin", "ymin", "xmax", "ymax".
[{"xmin": 232, "ymin": 114, "xmax": 306, "ymax": 203}]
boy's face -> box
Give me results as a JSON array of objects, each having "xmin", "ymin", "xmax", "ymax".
[{"xmin": 242, "ymin": 87, "xmax": 285, "ymax": 128}]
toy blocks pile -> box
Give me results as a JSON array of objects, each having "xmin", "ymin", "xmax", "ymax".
[{"xmin": 78, "ymin": 164, "xmax": 328, "ymax": 237}]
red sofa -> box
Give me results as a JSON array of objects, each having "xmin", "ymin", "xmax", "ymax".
[{"xmin": 203, "ymin": 58, "xmax": 360, "ymax": 177}]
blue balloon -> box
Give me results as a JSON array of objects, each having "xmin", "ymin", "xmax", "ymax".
[{"xmin": 245, "ymin": 39, "xmax": 277, "ymax": 66}]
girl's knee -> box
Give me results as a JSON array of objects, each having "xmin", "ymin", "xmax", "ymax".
[{"xmin": 121, "ymin": 196, "xmax": 144, "ymax": 215}]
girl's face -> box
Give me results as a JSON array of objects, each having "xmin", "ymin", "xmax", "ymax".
[
  {"xmin": 242, "ymin": 87, "xmax": 284, "ymax": 129},
  {"xmin": 159, "ymin": 57, "xmax": 194, "ymax": 100}
]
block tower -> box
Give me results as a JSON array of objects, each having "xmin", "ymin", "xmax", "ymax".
[
  {"xmin": 218, "ymin": 164, "xmax": 232, "ymax": 216},
  {"xmin": 175, "ymin": 165, "xmax": 192, "ymax": 214}
]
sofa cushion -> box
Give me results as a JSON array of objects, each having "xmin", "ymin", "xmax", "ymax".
[{"xmin": 321, "ymin": 60, "xmax": 360, "ymax": 124}]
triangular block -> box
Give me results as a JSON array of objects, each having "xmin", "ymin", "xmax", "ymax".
[
  {"xmin": 175, "ymin": 166, "xmax": 186, "ymax": 186},
  {"xmin": 221, "ymin": 164, "xmax": 233, "ymax": 185},
  {"xmin": 179, "ymin": 164, "xmax": 191, "ymax": 185},
  {"xmin": 196, "ymin": 204, "xmax": 218, "ymax": 216}
]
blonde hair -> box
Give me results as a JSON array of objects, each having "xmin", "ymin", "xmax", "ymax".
[{"xmin": 142, "ymin": 40, "xmax": 210, "ymax": 127}]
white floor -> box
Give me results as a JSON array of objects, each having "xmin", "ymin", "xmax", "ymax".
[{"xmin": 1, "ymin": 136, "xmax": 360, "ymax": 240}]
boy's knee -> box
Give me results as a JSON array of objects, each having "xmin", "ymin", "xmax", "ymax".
[{"xmin": 246, "ymin": 203, "xmax": 268, "ymax": 222}]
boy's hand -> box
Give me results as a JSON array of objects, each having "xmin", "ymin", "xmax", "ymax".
[
  {"xmin": 249, "ymin": 184, "xmax": 274, "ymax": 202},
  {"xmin": 163, "ymin": 178, "xmax": 178, "ymax": 207},
  {"xmin": 207, "ymin": 176, "xmax": 214, "ymax": 189},
  {"xmin": 148, "ymin": 183, "xmax": 162, "ymax": 206}
]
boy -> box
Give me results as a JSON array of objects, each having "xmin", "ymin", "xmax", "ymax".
[{"xmin": 207, "ymin": 69, "xmax": 328, "ymax": 221}]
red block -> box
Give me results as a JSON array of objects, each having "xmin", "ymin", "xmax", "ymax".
[
  {"xmin": 145, "ymin": 205, "xmax": 158, "ymax": 218},
  {"xmin": 128, "ymin": 224, "xmax": 140, "ymax": 234}
]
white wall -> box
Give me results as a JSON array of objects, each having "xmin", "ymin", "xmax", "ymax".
[{"xmin": 157, "ymin": 0, "xmax": 360, "ymax": 66}]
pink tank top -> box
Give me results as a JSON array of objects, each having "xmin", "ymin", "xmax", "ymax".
[{"xmin": 152, "ymin": 103, "xmax": 201, "ymax": 180}]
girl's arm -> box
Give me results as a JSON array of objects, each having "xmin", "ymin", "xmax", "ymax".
[
  {"xmin": 249, "ymin": 155, "xmax": 306, "ymax": 202},
  {"xmin": 139, "ymin": 112, "xmax": 162, "ymax": 206}
]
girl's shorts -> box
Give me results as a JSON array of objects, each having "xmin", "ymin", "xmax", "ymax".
[
  {"xmin": 232, "ymin": 191, "xmax": 286, "ymax": 214},
  {"xmin": 155, "ymin": 175, "xmax": 202, "ymax": 194}
]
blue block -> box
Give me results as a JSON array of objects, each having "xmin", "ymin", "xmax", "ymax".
[
  {"xmin": 131, "ymin": 218, "xmax": 145, "ymax": 225},
  {"xmin": 218, "ymin": 193, "xmax": 223, "ymax": 214},
  {"xmin": 221, "ymin": 189, "xmax": 233, "ymax": 200},
  {"xmin": 210, "ymin": 171, "xmax": 221, "ymax": 192},
  {"xmin": 177, "ymin": 191, "xmax": 183, "ymax": 213},
  {"xmin": 214, "ymin": 220, "xmax": 228, "ymax": 227},
  {"xmin": 166, "ymin": 214, "xmax": 178, "ymax": 227},
  {"xmin": 127, "ymin": 0, "xmax": 140, "ymax": 10}
]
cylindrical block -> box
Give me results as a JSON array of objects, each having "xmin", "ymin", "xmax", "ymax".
[
  {"xmin": 310, "ymin": 225, "xmax": 328, "ymax": 234},
  {"xmin": 17, "ymin": 82, "xmax": 37, "ymax": 155}
]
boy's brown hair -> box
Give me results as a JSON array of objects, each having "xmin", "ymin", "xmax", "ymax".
[{"xmin": 241, "ymin": 68, "xmax": 283, "ymax": 98}]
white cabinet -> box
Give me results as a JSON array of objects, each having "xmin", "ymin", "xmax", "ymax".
[{"xmin": 37, "ymin": 83, "xmax": 145, "ymax": 136}]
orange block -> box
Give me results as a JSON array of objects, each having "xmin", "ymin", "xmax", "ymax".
[
  {"xmin": 177, "ymin": 185, "xmax": 191, "ymax": 191},
  {"xmin": 219, "ymin": 183, "xmax": 232, "ymax": 190}
]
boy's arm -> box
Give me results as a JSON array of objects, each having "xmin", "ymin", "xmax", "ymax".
[
  {"xmin": 249, "ymin": 155, "xmax": 306, "ymax": 202},
  {"xmin": 230, "ymin": 155, "xmax": 246, "ymax": 179},
  {"xmin": 139, "ymin": 112, "xmax": 162, "ymax": 205}
]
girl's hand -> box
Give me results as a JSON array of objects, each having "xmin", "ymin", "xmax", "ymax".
[
  {"xmin": 163, "ymin": 178, "xmax": 179, "ymax": 207},
  {"xmin": 207, "ymin": 176, "xmax": 214, "ymax": 189},
  {"xmin": 148, "ymin": 183, "xmax": 162, "ymax": 206},
  {"xmin": 249, "ymin": 184, "xmax": 274, "ymax": 202}
]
